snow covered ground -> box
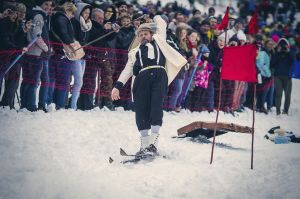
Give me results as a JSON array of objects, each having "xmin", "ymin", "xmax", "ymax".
[{"xmin": 0, "ymin": 79, "xmax": 300, "ymax": 199}]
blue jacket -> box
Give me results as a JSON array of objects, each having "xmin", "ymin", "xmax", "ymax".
[{"xmin": 256, "ymin": 50, "xmax": 271, "ymax": 77}]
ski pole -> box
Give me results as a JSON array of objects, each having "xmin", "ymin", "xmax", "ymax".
[
  {"xmin": 181, "ymin": 51, "xmax": 203, "ymax": 104},
  {"xmin": 4, "ymin": 35, "xmax": 39, "ymax": 75}
]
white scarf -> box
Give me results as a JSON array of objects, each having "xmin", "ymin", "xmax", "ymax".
[
  {"xmin": 146, "ymin": 43, "xmax": 155, "ymax": 59},
  {"xmin": 80, "ymin": 16, "xmax": 92, "ymax": 32}
]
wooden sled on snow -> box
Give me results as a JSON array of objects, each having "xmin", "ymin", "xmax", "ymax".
[{"xmin": 177, "ymin": 121, "xmax": 253, "ymax": 139}]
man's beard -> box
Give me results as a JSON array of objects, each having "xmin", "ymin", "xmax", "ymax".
[{"xmin": 141, "ymin": 38, "xmax": 150, "ymax": 45}]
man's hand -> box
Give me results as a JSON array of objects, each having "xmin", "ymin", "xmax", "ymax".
[
  {"xmin": 104, "ymin": 22, "xmax": 112, "ymax": 30},
  {"xmin": 1, "ymin": 9, "xmax": 12, "ymax": 18},
  {"xmin": 112, "ymin": 23, "xmax": 120, "ymax": 32},
  {"xmin": 111, "ymin": 88, "xmax": 120, "ymax": 101}
]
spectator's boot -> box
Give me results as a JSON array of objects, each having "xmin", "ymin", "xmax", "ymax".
[{"xmin": 103, "ymin": 97, "xmax": 115, "ymax": 111}]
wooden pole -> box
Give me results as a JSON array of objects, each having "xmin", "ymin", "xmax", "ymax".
[
  {"xmin": 251, "ymin": 83, "xmax": 256, "ymax": 169},
  {"xmin": 210, "ymin": 29, "xmax": 227, "ymax": 164},
  {"xmin": 210, "ymin": 78, "xmax": 223, "ymax": 164},
  {"xmin": 96, "ymin": 63, "xmax": 101, "ymax": 107},
  {"xmin": 70, "ymin": 15, "xmax": 147, "ymax": 54}
]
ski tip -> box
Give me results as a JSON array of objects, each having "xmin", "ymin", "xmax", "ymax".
[
  {"xmin": 109, "ymin": 157, "xmax": 114, "ymax": 164},
  {"xmin": 120, "ymin": 148, "xmax": 128, "ymax": 156}
]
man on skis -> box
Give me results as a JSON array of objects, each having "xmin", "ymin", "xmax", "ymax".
[{"xmin": 111, "ymin": 15, "xmax": 187, "ymax": 158}]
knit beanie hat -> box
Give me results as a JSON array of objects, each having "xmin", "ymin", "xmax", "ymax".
[
  {"xmin": 271, "ymin": 34, "xmax": 280, "ymax": 43},
  {"xmin": 160, "ymin": 14, "xmax": 169, "ymax": 24}
]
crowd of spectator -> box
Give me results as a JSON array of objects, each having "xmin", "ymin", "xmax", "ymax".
[{"xmin": 0, "ymin": 0, "xmax": 299, "ymax": 116}]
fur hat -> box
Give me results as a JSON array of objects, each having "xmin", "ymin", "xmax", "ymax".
[
  {"xmin": 278, "ymin": 38, "xmax": 290, "ymax": 48},
  {"xmin": 274, "ymin": 128, "xmax": 286, "ymax": 136},
  {"xmin": 135, "ymin": 22, "xmax": 156, "ymax": 35}
]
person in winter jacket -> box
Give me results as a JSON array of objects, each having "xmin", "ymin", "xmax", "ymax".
[
  {"xmin": 115, "ymin": 0, "xmax": 128, "ymax": 18},
  {"xmin": 226, "ymin": 18, "xmax": 245, "ymax": 45},
  {"xmin": 19, "ymin": 0, "xmax": 53, "ymax": 112},
  {"xmin": 77, "ymin": 8, "xmax": 117, "ymax": 111},
  {"xmin": 199, "ymin": 20, "xmax": 210, "ymax": 45},
  {"xmin": 187, "ymin": 45, "xmax": 213, "ymax": 111},
  {"xmin": 114, "ymin": 14, "xmax": 136, "ymax": 110},
  {"xmin": 207, "ymin": 33, "xmax": 225, "ymax": 112},
  {"xmin": 115, "ymin": 15, "xmax": 135, "ymax": 50},
  {"xmin": 264, "ymin": 38, "xmax": 276, "ymax": 111},
  {"xmin": 0, "ymin": 3, "xmax": 29, "ymax": 109},
  {"xmin": 168, "ymin": 24, "xmax": 190, "ymax": 112},
  {"xmin": 271, "ymin": 38, "xmax": 294, "ymax": 115},
  {"xmin": 48, "ymin": 1, "xmax": 77, "ymax": 109},
  {"xmin": 104, "ymin": 5, "xmax": 117, "ymax": 24},
  {"xmin": 69, "ymin": 2, "xmax": 92, "ymax": 109},
  {"xmin": 255, "ymin": 40, "xmax": 272, "ymax": 114}
]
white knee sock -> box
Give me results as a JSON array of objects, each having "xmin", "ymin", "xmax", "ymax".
[
  {"xmin": 150, "ymin": 125, "xmax": 160, "ymax": 147},
  {"xmin": 151, "ymin": 125, "xmax": 160, "ymax": 134},
  {"xmin": 139, "ymin": 129, "xmax": 150, "ymax": 149},
  {"xmin": 140, "ymin": 129, "xmax": 149, "ymax": 137}
]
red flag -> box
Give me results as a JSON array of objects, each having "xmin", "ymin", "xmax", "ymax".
[
  {"xmin": 217, "ymin": 7, "xmax": 229, "ymax": 30},
  {"xmin": 248, "ymin": 12, "xmax": 259, "ymax": 35},
  {"xmin": 221, "ymin": 44, "xmax": 257, "ymax": 82}
]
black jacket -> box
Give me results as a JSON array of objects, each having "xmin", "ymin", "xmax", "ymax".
[
  {"xmin": 0, "ymin": 18, "xmax": 26, "ymax": 50},
  {"xmin": 200, "ymin": 32, "xmax": 210, "ymax": 45},
  {"xmin": 89, "ymin": 20, "xmax": 116, "ymax": 48},
  {"xmin": 115, "ymin": 26, "xmax": 135, "ymax": 50},
  {"xmin": 71, "ymin": 18, "xmax": 90, "ymax": 46},
  {"xmin": 271, "ymin": 51, "xmax": 294, "ymax": 77},
  {"xmin": 50, "ymin": 11, "xmax": 75, "ymax": 45},
  {"xmin": 166, "ymin": 29, "xmax": 180, "ymax": 51},
  {"xmin": 208, "ymin": 39, "xmax": 223, "ymax": 72}
]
